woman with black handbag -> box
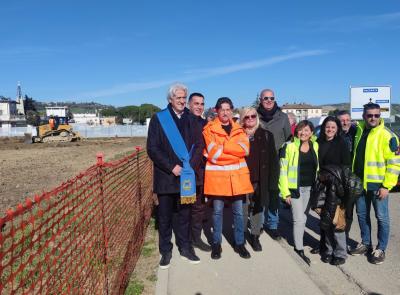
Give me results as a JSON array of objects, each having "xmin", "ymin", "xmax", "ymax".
[{"xmin": 315, "ymin": 116, "xmax": 351, "ymax": 265}]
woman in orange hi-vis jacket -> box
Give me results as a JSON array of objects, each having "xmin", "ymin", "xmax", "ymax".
[{"xmin": 203, "ymin": 97, "xmax": 253, "ymax": 260}]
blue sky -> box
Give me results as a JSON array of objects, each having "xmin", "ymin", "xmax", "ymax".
[{"xmin": 1, "ymin": 0, "xmax": 399, "ymax": 108}]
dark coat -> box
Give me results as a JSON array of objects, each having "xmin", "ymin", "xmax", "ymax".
[
  {"xmin": 311, "ymin": 165, "xmax": 362, "ymax": 231},
  {"xmin": 311, "ymin": 165, "xmax": 345, "ymax": 230},
  {"xmin": 194, "ymin": 115, "xmax": 207, "ymax": 186},
  {"xmin": 340, "ymin": 124, "xmax": 357, "ymax": 154},
  {"xmin": 147, "ymin": 105, "xmax": 204, "ymax": 194},
  {"xmin": 245, "ymin": 127, "xmax": 279, "ymax": 208},
  {"xmin": 258, "ymin": 106, "xmax": 292, "ymax": 153},
  {"xmin": 317, "ymin": 136, "xmax": 351, "ymax": 168},
  {"xmin": 257, "ymin": 106, "xmax": 291, "ymax": 210}
]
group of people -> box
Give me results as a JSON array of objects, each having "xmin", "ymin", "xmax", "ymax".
[{"xmin": 147, "ymin": 83, "xmax": 400, "ymax": 270}]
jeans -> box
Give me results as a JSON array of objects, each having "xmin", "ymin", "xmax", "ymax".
[
  {"xmin": 263, "ymin": 190, "xmax": 280, "ymax": 230},
  {"xmin": 356, "ymin": 190, "xmax": 390, "ymax": 251},
  {"xmin": 213, "ymin": 197, "xmax": 245, "ymax": 246},
  {"xmin": 324, "ymin": 227, "xmax": 347, "ymax": 259}
]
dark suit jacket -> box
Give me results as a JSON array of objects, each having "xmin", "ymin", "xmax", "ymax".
[{"xmin": 147, "ymin": 105, "xmax": 204, "ymax": 194}]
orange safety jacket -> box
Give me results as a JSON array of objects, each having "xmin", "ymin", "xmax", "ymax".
[
  {"xmin": 49, "ymin": 118, "xmax": 55, "ymax": 129},
  {"xmin": 203, "ymin": 117, "xmax": 254, "ymax": 197}
]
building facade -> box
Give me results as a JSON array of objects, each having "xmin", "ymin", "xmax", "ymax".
[
  {"xmin": 281, "ymin": 103, "xmax": 323, "ymax": 121},
  {"xmin": 73, "ymin": 113, "xmax": 101, "ymax": 125},
  {"xmin": 0, "ymin": 98, "xmax": 26, "ymax": 127}
]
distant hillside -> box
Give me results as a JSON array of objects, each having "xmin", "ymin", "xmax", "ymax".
[
  {"xmin": 34, "ymin": 101, "xmax": 112, "ymax": 114},
  {"xmin": 29, "ymin": 100, "xmax": 160, "ymax": 124}
]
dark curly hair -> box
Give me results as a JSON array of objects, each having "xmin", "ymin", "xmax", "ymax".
[{"xmin": 318, "ymin": 116, "xmax": 342, "ymax": 142}]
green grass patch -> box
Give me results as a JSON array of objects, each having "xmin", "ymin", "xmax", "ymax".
[
  {"xmin": 146, "ymin": 273, "xmax": 157, "ymax": 282},
  {"xmin": 141, "ymin": 241, "xmax": 155, "ymax": 258},
  {"xmin": 125, "ymin": 278, "xmax": 144, "ymax": 295}
]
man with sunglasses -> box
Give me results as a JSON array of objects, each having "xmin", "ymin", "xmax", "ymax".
[
  {"xmin": 257, "ymin": 89, "xmax": 291, "ymax": 241},
  {"xmin": 350, "ymin": 103, "xmax": 400, "ymax": 264}
]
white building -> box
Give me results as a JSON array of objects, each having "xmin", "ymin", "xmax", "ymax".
[
  {"xmin": 123, "ymin": 118, "xmax": 133, "ymax": 124},
  {"xmin": 282, "ymin": 103, "xmax": 323, "ymax": 121},
  {"xmin": 73, "ymin": 113, "xmax": 101, "ymax": 125},
  {"xmin": 0, "ymin": 98, "xmax": 26, "ymax": 127},
  {"xmin": 46, "ymin": 106, "xmax": 69, "ymax": 117}
]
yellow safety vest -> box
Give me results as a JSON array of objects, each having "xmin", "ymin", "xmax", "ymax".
[
  {"xmin": 279, "ymin": 137, "xmax": 319, "ymax": 199},
  {"xmin": 352, "ymin": 119, "xmax": 400, "ymax": 190}
]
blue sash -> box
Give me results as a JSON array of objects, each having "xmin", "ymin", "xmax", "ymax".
[{"xmin": 157, "ymin": 108, "xmax": 196, "ymax": 204}]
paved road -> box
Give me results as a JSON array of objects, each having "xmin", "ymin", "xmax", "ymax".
[
  {"xmin": 156, "ymin": 192, "xmax": 400, "ymax": 295},
  {"xmin": 278, "ymin": 191, "xmax": 400, "ymax": 294}
]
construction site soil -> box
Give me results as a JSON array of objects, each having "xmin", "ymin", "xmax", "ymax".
[{"xmin": 0, "ymin": 137, "xmax": 146, "ymax": 211}]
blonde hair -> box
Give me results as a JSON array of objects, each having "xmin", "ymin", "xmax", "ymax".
[{"xmin": 239, "ymin": 107, "xmax": 260, "ymax": 131}]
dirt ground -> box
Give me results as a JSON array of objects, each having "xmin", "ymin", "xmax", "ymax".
[
  {"xmin": 1, "ymin": 136, "xmax": 160, "ymax": 295},
  {"xmin": 0, "ymin": 136, "xmax": 146, "ymax": 211}
]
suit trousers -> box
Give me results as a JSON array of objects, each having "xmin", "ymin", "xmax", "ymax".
[
  {"xmin": 191, "ymin": 186, "xmax": 207, "ymax": 241},
  {"xmin": 157, "ymin": 193, "xmax": 191, "ymax": 255}
]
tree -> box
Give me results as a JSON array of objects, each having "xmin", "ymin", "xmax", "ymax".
[
  {"xmin": 328, "ymin": 109, "xmax": 340, "ymax": 116},
  {"xmin": 138, "ymin": 104, "xmax": 160, "ymax": 124},
  {"xmin": 119, "ymin": 105, "xmax": 139, "ymax": 121},
  {"xmin": 23, "ymin": 95, "xmax": 41, "ymax": 126},
  {"xmin": 100, "ymin": 107, "xmax": 119, "ymax": 117},
  {"xmin": 25, "ymin": 110, "xmax": 41, "ymax": 126},
  {"xmin": 23, "ymin": 95, "xmax": 38, "ymax": 112}
]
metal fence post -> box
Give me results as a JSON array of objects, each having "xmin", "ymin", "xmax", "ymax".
[{"xmin": 97, "ymin": 152, "xmax": 109, "ymax": 295}]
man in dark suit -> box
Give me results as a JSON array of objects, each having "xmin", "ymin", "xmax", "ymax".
[
  {"xmin": 147, "ymin": 83, "xmax": 204, "ymax": 269},
  {"xmin": 188, "ymin": 92, "xmax": 211, "ymax": 252}
]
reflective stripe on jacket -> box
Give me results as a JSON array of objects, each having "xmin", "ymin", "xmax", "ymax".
[
  {"xmin": 203, "ymin": 117, "xmax": 253, "ymax": 196},
  {"xmin": 279, "ymin": 137, "xmax": 319, "ymax": 199},
  {"xmin": 352, "ymin": 119, "xmax": 400, "ymax": 190}
]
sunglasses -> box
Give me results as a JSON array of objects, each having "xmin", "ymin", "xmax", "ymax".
[
  {"xmin": 262, "ymin": 96, "xmax": 275, "ymax": 101},
  {"xmin": 366, "ymin": 114, "xmax": 380, "ymax": 119},
  {"xmin": 244, "ymin": 114, "xmax": 257, "ymax": 120}
]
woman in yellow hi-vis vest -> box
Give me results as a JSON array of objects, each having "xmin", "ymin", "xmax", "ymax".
[{"xmin": 279, "ymin": 120, "xmax": 319, "ymax": 265}]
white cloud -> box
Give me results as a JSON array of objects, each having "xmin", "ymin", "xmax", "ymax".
[
  {"xmin": 77, "ymin": 49, "xmax": 329, "ymax": 98},
  {"xmin": 309, "ymin": 12, "xmax": 400, "ymax": 32}
]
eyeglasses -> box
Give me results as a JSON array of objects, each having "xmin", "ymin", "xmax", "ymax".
[
  {"xmin": 244, "ymin": 114, "xmax": 257, "ymax": 120},
  {"xmin": 366, "ymin": 114, "xmax": 380, "ymax": 119},
  {"xmin": 262, "ymin": 96, "xmax": 275, "ymax": 101}
]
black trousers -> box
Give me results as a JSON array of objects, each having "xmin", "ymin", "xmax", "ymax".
[
  {"xmin": 345, "ymin": 201, "xmax": 355, "ymax": 241},
  {"xmin": 319, "ymin": 201, "xmax": 355, "ymax": 251},
  {"xmin": 157, "ymin": 193, "xmax": 191, "ymax": 255},
  {"xmin": 191, "ymin": 186, "xmax": 207, "ymax": 241}
]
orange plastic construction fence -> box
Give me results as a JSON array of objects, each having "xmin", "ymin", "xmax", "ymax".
[{"xmin": 0, "ymin": 147, "xmax": 154, "ymax": 294}]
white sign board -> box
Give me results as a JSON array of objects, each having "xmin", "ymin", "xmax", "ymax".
[{"xmin": 350, "ymin": 86, "xmax": 391, "ymax": 120}]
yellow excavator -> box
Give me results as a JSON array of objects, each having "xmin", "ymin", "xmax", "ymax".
[{"xmin": 32, "ymin": 122, "xmax": 81, "ymax": 143}]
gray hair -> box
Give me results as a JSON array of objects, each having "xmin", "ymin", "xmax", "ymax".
[
  {"xmin": 259, "ymin": 88, "xmax": 275, "ymax": 100},
  {"xmin": 167, "ymin": 83, "xmax": 188, "ymax": 101}
]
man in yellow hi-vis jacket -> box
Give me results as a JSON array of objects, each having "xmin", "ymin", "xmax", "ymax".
[{"xmin": 350, "ymin": 103, "xmax": 400, "ymax": 265}]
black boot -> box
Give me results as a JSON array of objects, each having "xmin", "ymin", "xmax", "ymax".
[
  {"xmin": 250, "ymin": 234, "xmax": 262, "ymax": 252},
  {"xmin": 234, "ymin": 244, "xmax": 251, "ymax": 259},
  {"xmin": 294, "ymin": 249, "xmax": 311, "ymax": 266},
  {"xmin": 193, "ymin": 238, "xmax": 212, "ymax": 252},
  {"xmin": 310, "ymin": 247, "xmax": 320, "ymax": 254},
  {"xmin": 266, "ymin": 228, "xmax": 282, "ymax": 241},
  {"xmin": 211, "ymin": 244, "xmax": 222, "ymax": 260}
]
